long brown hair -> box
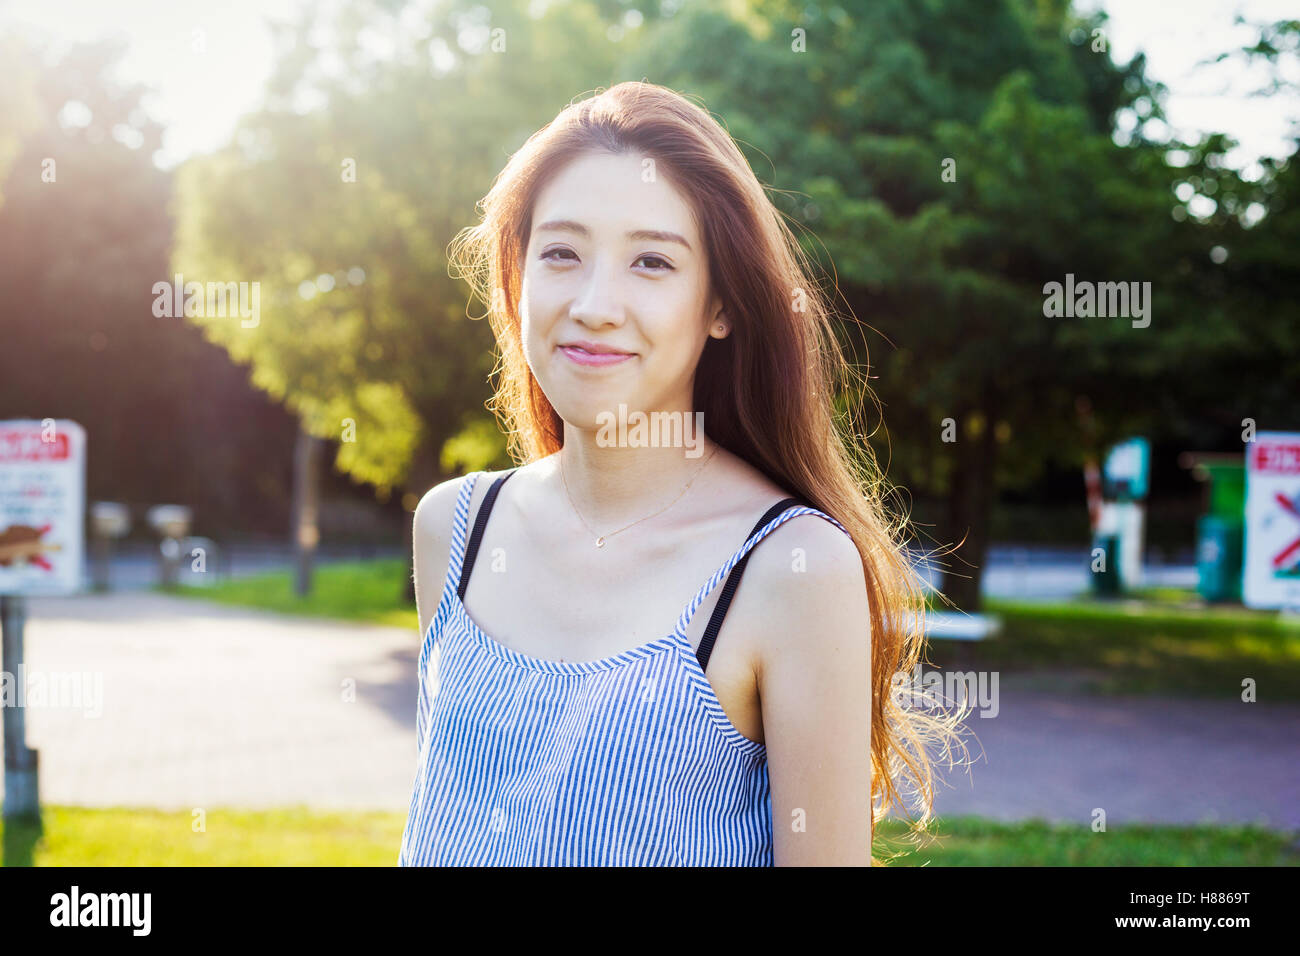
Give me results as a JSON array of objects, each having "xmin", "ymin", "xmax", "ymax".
[{"xmin": 448, "ymin": 81, "xmax": 966, "ymax": 865}]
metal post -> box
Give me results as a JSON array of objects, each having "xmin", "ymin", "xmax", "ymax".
[
  {"xmin": 293, "ymin": 429, "xmax": 322, "ymax": 597},
  {"xmin": 92, "ymin": 533, "xmax": 111, "ymax": 591},
  {"xmin": 1, "ymin": 594, "xmax": 40, "ymax": 820},
  {"xmin": 159, "ymin": 537, "xmax": 180, "ymax": 588}
]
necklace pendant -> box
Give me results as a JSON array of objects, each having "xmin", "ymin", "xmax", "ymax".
[{"xmin": 595, "ymin": 536, "xmax": 606, "ymax": 548}]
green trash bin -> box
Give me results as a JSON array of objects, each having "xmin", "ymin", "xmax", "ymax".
[
  {"xmin": 1197, "ymin": 515, "xmax": 1243, "ymax": 602},
  {"xmin": 1204, "ymin": 463, "xmax": 1246, "ymax": 521},
  {"xmin": 1091, "ymin": 532, "xmax": 1121, "ymax": 596}
]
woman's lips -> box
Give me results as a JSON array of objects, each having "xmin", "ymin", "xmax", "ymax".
[{"xmin": 557, "ymin": 345, "xmax": 636, "ymax": 367}]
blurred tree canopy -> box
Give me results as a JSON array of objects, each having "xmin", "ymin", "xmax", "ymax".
[
  {"xmin": 623, "ymin": 0, "xmax": 1296, "ymax": 605},
  {"xmin": 173, "ymin": 0, "xmax": 629, "ymax": 506},
  {"xmin": 164, "ymin": 0, "xmax": 1298, "ymax": 607}
]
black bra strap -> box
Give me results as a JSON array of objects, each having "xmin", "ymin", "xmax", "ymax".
[
  {"xmin": 458, "ymin": 469, "xmax": 518, "ymax": 600},
  {"xmin": 695, "ymin": 497, "xmax": 807, "ymax": 673}
]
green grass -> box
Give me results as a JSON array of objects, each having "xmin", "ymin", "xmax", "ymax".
[
  {"xmin": 876, "ymin": 816, "xmax": 1300, "ymax": 866},
  {"xmin": 926, "ymin": 594, "xmax": 1300, "ymax": 699},
  {"xmin": 2, "ymin": 806, "xmax": 406, "ymax": 866},
  {"xmin": 2, "ymin": 807, "xmax": 1293, "ymax": 865},
  {"xmin": 168, "ymin": 558, "xmax": 417, "ymax": 630}
]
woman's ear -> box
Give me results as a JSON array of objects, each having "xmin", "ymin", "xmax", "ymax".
[{"xmin": 709, "ymin": 302, "xmax": 729, "ymax": 338}]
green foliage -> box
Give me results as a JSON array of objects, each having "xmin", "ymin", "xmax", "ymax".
[
  {"xmin": 172, "ymin": 0, "xmax": 628, "ymax": 493},
  {"xmin": 168, "ymin": 0, "xmax": 1297, "ymax": 596},
  {"xmin": 623, "ymin": 0, "xmax": 1297, "ymax": 607},
  {"xmin": 441, "ymin": 414, "xmax": 510, "ymax": 474}
]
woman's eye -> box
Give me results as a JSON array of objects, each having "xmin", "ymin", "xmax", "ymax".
[{"xmin": 539, "ymin": 249, "xmax": 673, "ymax": 271}]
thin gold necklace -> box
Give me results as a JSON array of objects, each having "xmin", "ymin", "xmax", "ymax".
[{"xmin": 559, "ymin": 445, "xmax": 719, "ymax": 548}]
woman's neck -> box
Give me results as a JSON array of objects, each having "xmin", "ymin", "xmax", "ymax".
[{"xmin": 550, "ymin": 425, "xmax": 719, "ymax": 528}]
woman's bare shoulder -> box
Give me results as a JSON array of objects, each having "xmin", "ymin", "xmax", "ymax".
[
  {"xmin": 413, "ymin": 460, "xmax": 548, "ymax": 547},
  {"xmin": 412, "ymin": 473, "xmax": 471, "ymax": 546},
  {"xmin": 707, "ymin": 447, "xmax": 859, "ymax": 588},
  {"xmin": 410, "ymin": 466, "xmax": 533, "ymax": 634}
]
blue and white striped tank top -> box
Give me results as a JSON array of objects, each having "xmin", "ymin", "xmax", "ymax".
[{"xmin": 398, "ymin": 468, "xmax": 851, "ymax": 866}]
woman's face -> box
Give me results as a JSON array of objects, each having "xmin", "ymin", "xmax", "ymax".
[{"xmin": 520, "ymin": 150, "xmax": 724, "ymax": 430}]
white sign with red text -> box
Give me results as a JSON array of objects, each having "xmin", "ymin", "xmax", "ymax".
[
  {"xmin": 1243, "ymin": 431, "xmax": 1300, "ymax": 609},
  {"xmin": 0, "ymin": 419, "xmax": 86, "ymax": 596}
]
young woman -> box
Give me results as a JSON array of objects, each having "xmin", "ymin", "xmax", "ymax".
[{"xmin": 399, "ymin": 81, "xmax": 957, "ymax": 866}]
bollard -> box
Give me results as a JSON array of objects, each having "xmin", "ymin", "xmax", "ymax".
[
  {"xmin": 90, "ymin": 501, "xmax": 131, "ymax": 593},
  {"xmin": 147, "ymin": 505, "xmax": 191, "ymax": 590}
]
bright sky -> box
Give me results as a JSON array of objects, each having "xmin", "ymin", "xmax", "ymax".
[
  {"xmin": 3, "ymin": 0, "xmax": 1297, "ymax": 171},
  {"xmin": 1077, "ymin": 0, "xmax": 1299, "ymax": 176}
]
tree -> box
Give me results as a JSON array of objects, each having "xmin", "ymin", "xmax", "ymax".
[
  {"xmin": 172, "ymin": 0, "xmax": 628, "ymax": 598},
  {"xmin": 623, "ymin": 0, "xmax": 1266, "ymax": 608}
]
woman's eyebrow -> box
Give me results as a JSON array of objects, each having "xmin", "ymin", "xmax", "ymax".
[{"xmin": 536, "ymin": 219, "xmax": 692, "ymax": 251}]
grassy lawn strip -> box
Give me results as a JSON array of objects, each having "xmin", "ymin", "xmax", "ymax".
[
  {"xmin": 940, "ymin": 596, "xmax": 1300, "ymax": 699},
  {"xmin": 2, "ymin": 807, "xmax": 1293, "ymax": 866},
  {"xmin": 169, "ymin": 558, "xmax": 417, "ymax": 630},
  {"xmin": 2, "ymin": 806, "xmax": 406, "ymax": 866},
  {"xmin": 876, "ymin": 816, "xmax": 1298, "ymax": 866}
]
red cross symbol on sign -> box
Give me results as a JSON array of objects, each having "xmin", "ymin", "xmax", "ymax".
[{"xmin": 1273, "ymin": 492, "xmax": 1300, "ymax": 571}]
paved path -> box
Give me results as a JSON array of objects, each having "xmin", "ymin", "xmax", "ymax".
[
  {"xmin": 7, "ymin": 591, "xmax": 419, "ymax": 811},
  {"xmin": 928, "ymin": 678, "xmax": 1300, "ymax": 831},
  {"xmin": 3, "ymin": 592, "xmax": 1297, "ymax": 832}
]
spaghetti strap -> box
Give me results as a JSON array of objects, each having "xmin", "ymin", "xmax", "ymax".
[
  {"xmin": 693, "ymin": 496, "xmax": 801, "ymax": 671},
  {"xmin": 436, "ymin": 471, "xmax": 481, "ymax": 613},
  {"xmin": 457, "ymin": 468, "xmax": 517, "ymax": 599},
  {"xmin": 675, "ymin": 501, "xmax": 852, "ymax": 666}
]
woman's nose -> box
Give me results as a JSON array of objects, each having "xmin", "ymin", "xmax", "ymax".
[{"xmin": 569, "ymin": 260, "xmax": 625, "ymax": 325}]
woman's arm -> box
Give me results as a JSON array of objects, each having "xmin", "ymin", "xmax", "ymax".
[{"xmin": 749, "ymin": 517, "xmax": 874, "ymax": 866}]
